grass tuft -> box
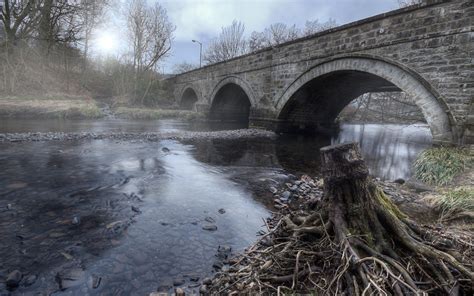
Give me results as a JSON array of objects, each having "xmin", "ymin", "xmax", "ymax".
[{"xmin": 413, "ymin": 147, "xmax": 472, "ymax": 186}]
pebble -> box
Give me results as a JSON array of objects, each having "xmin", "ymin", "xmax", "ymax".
[
  {"xmin": 204, "ymin": 216, "xmax": 215, "ymax": 223},
  {"xmin": 281, "ymin": 191, "xmax": 291, "ymax": 199},
  {"xmin": 162, "ymin": 147, "xmax": 170, "ymax": 152},
  {"xmin": 6, "ymin": 270, "xmax": 22, "ymax": 287},
  {"xmin": 131, "ymin": 206, "xmax": 141, "ymax": 213},
  {"xmin": 202, "ymin": 224, "xmax": 217, "ymax": 231},
  {"xmin": 268, "ymin": 186, "xmax": 278, "ymax": 194},
  {"xmin": 175, "ymin": 287, "xmax": 185, "ymax": 296},
  {"xmin": 173, "ymin": 278, "xmax": 185, "ymax": 286},
  {"xmin": 218, "ymin": 208, "xmax": 226, "ymax": 214},
  {"xmin": 6, "ymin": 204, "xmax": 12, "ymax": 210},
  {"xmin": 202, "ymin": 277, "xmax": 212, "ymax": 285},
  {"xmin": 72, "ymin": 216, "xmax": 80, "ymax": 225},
  {"xmin": 199, "ymin": 285, "xmax": 207, "ymax": 294}
]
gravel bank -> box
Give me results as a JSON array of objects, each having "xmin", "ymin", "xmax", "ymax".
[{"xmin": 0, "ymin": 129, "xmax": 276, "ymax": 143}]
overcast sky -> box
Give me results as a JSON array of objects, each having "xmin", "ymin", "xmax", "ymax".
[{"xmin": 95, "ymin": 0, "xmax": 401, "ymax": 73}]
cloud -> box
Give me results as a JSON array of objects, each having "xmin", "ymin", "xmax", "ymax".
[{"xmin": 162, "ymin": 0, "xmax": 398, "ymax": 43}]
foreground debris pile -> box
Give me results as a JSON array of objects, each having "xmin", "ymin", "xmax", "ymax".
[{"xmin": 206, "ymin": 143, "xmax": 473, "ymax": 295}]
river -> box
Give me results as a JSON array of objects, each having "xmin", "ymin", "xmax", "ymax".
[{"xmin": 0, "ymin": 119, "xmax": 432, "ymax": 295}]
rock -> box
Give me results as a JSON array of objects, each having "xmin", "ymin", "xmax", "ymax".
[
  {"xmin": 88, "ymin": 275, "xmax": 101, "ymax": 289},
  {"xmin": 202, "ymin": 224, "xmax": 217, "ymax": 231},
  {"xmin": 268, "ymin": 186, "xmax": 278, "ymax": 194},
  {"xmin": 161, "ymin": 147, "xmax": 170, "ymax": 152},
  {"xmin": 281, "ymin": 191, "xmax": 291, "ymax": 199},
  {"xmin": 189, "ymin": 275, "xmax": 200, "ymax": 282},
  {"xmin": 22, "ymin": 274, "xmax": 37, "ymax": 287},
  {"xmin": 202, "ymin": 277, "xmax": 212, "ymax": 285},
  {"xmin": 212, "ymin": 261, "xmax": 223, "ymax": 270},
  {"xmin": 175, "ymin": 287, "xmax": 185, "ymax": 296},
  {"xmin": 57, "ymin": 268, "xmax": 85, "ymax": 290},
  {"xmin": 6, "ymin": 270, "xmax": 22, "ymax": 287},
  {"xmin": 6, "ymin": 204, "xmax": 12, "ymax": 210},
  {"xmin": 131, "ymin": 206, "xmax": 141, "ymax": 213},
  {"xmin": 294, "ymin": 180, "xmax": 302, "ymax": 186},
  {"xmin": 199, "ymin": 285, "xmax": 207, "ymax": 294},
  {"xmin": 72, "ymin": 216, "xmax": 80, "ymax": 225},
  {"xmin": 393, "ymin": 178, "xmax": 405, "ymax": 184},
  {"xmin": 405, "ymin": 181, "xmax": 432, "ymax": 193},
  {"xmin": 204, "ymin": 216, "xmax": 215, "ymax": 223},
  {"xmin": 173, "ymin": 278, "xmax": 185, "ymax": 286},
  {"xmin": 289, "ymin": 185, "xmax": 298, "ymax": 192},
  {"xmin": 218, "ymin": 208, "xmax": 226, "ymax": 214}
]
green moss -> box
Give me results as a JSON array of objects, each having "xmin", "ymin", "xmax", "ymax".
[
  {"xmin": 413, "ymin": 147, "xmax": 472, "ymax": 186},
  {"xmin": 375, "ymin": 187, "xmax": 407, "ymax": 220}
]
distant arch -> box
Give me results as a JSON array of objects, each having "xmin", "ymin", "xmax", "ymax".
[
  {"xmin": 179, "ymin": 87, "xmax": 199, "ymax": 110},
  {"xmin": 209, "ymin": 77, "xmax": 255, "ymax": 126},
  {"xmin": 275, "ymin": 56, "xmax": 455, "ymax": 143},
  {"xmin": 209, "ymin": 76, "xmax": 257, "ymax": 107}
]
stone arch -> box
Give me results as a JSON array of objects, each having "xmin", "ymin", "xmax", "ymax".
[
  {"xmin": 209, "ymin": 76, "xmax": 257, "ymax": 107},
  {"xmin": 275, "ymin": 56, "xmax": 455, "ymax": 143},
  {"xmin": 208, "ymin": 76, "xmax": 257, "ymax": 126},
  {"xmin": 178, "ymin": 85, "xmax": 201, "ymax": 110}
]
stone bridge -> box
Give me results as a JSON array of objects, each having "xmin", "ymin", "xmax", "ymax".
[{"xmin": 168, "ymin": 0, "xmax": 473, "ymax": 145}]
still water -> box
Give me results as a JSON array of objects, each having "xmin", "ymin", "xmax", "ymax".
[{"xmin": 0, "ymin": 119, "xmax": 431, "ymax": 294}]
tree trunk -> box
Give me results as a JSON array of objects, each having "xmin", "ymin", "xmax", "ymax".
[{"xmin": 320, "ymin": 142, "xmax": 473, "ymax": 295}]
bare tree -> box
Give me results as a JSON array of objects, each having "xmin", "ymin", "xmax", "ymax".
[
  {"xmin": 80, "ymin": 0, "xmax": 109, "ymax": 70},
  {"xmin": 303, "ymin": 18, "xmax": 337, "ymax": 36},
  {"xmin": 203, "ymin": 20, "xmax": 247, "ymax": 64},
  {"xmin": 126, "ymin": 0, "xmax": 174, "ymax": 104},
  {"xmin": 0, "ymin": 0, "xmax": 42, "ymax": 49},
  {"xmin": 127, "ymin": 0, "xmax": 174, "ymax": 72},
  {"xmin": 172, "ymin": 61, "xmax": 197, "ymax": 74},
  {"xmin": 398, "ymin": 0, "xmax": 424, "ymax": 8},
  {"xmin": 248, "ymin": 22, "xmax": 301, "ymax": 52}
]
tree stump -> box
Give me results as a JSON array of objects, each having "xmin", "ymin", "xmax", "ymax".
[{"xmin": 318, "ymin": 142, "xmax": 473, "ymax": 295}]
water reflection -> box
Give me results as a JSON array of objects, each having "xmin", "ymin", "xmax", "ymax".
[
  {"xmin": 333, "ymin": 124, "xmax": 432, "ymax": 180},
  {"xmin": 0, "ymin": 119, "xmax": 432, "ymax": 294}
]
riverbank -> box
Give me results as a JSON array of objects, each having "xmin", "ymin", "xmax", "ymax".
[
  {"xmin": 0, "ymin": 95, "xmax": 203, "ymax": 121},
  {"xmin": 201, "ymin": 171, "xmax": 473, "ymax": 295},
  {"xmin": 0, "ymin": 95, "xmax": 103, "ymax": 119}
]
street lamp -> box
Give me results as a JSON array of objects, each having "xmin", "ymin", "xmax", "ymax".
[{"xmin": 192, "ymin": 39, "xmax": 202, "ymax": 68}]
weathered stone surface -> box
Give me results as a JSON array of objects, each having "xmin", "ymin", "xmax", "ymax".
[{"xmin": 170, "ymin": 0, "xmax": 473, "ymax": 145}]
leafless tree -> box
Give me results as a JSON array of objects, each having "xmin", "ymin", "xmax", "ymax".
[
  {"xmin": 203, "ymin": 20, "xmax": 247, "ymax": 64},
  {"xmin": 248, "ymin": 22, "xmax": 300, "ymax": 52},
  {"xmin": 398, "ymin": 0, "xmax": 424, "ymax": 8},
  {"xmin": 126, "ymin": 0, "xmax": 174, "ymax": 103},
  {"xmin": 172, "ymin": 61, "xmax": 197, "ymax": 74},
  {"xmin": 127, "ymin": 0, "xmax": 174, "ymax": 72},
  {"xmin": 79, "ymin": 0, "xmax": 109, "ymax": 69},
  {"xmin": 303, "ymin": 18, "xmax": 337, "ymax": 36}
]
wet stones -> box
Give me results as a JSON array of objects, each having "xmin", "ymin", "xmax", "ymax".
[
  {"xmin": 56, "ymin": 268, "xmax": 85, "ymax": 290},
  {"xmin": 202, "ymin": 224, "xmax": 217, "ymax": 231},
  {"xmin": 6, "ymin": 270, "xmax": 22, "ymax": 288}
]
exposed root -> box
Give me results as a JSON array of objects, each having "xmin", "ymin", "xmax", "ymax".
[{"xmin": 206, "ymin": 143, "xmax": 473, "ymax": 295}]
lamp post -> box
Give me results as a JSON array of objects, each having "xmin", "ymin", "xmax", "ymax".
[{"xmin": 192, "ymin": 39, "xmax": 202, "ymax": 68}]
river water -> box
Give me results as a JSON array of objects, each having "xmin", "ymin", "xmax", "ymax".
[{"xmin": 0, "ymin": 119, "xmax": 432, "ymax": 295}]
